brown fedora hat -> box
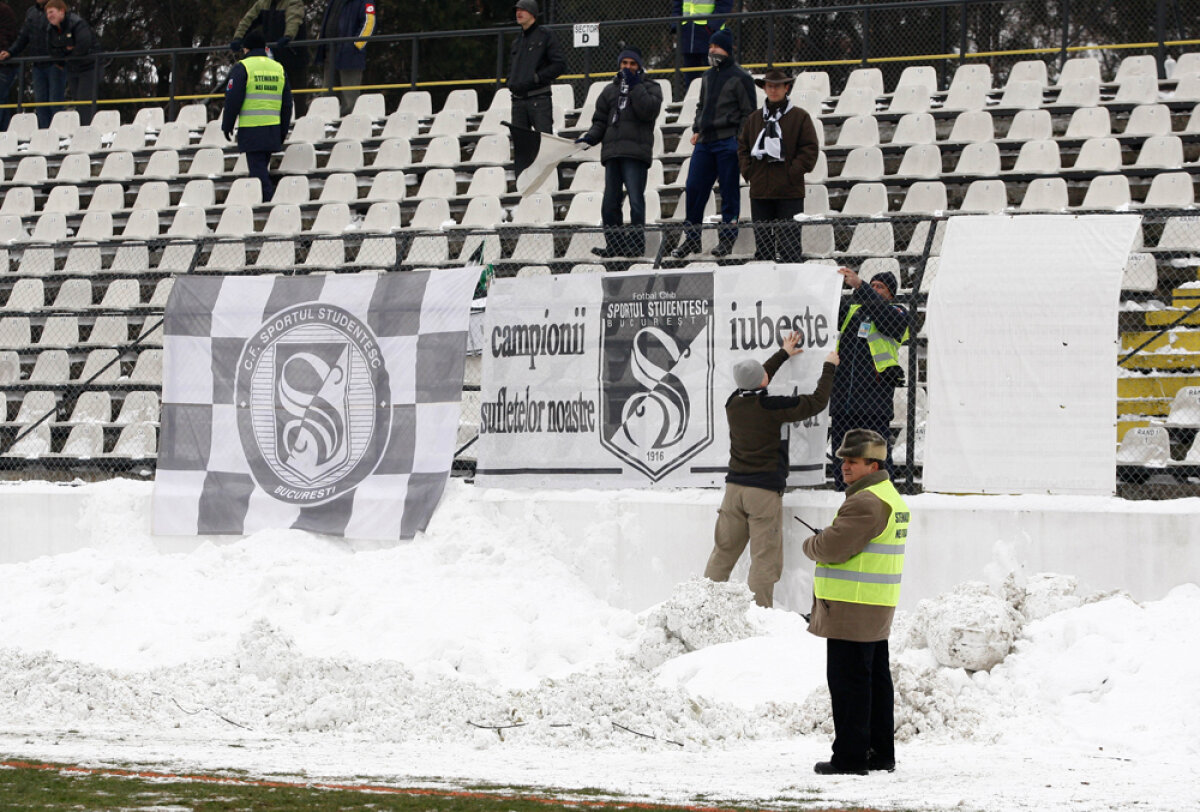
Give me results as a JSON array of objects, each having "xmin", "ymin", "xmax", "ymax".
[{"xmin": 754, "ymin": 68, "xmax": 794, "ymax": 87}]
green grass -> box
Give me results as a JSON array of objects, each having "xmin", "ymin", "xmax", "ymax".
[{"xmin": 0, "ymin": 760, "xmax": 890, "ymax": 812}]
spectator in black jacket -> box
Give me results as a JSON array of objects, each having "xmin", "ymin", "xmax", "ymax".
[
  {"xmin": 576, "ymin": 47, "xmax": 663, "ymax": 258},
  {"xmin": 829, "ymin": 266, "xmax": 909, "ymax": 490},
  {"xmin": 222, "ymin": 30, "xmax": 294, "ymax": 202},
  {"xmin": 507, "ymin": 0, "xmax": 564, "ymax": 177},
  {"xmin": 44, "ymin": 0, "xmax": 97, "ymax": 126},
  {"xmin": 0, "ymin": 1, "xmax": 19, "ymax": 131},
  {"xmin": 0, "ymin": 0, "xmax": 59, "ymax": 129}
]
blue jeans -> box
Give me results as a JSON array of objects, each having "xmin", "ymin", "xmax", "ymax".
[
  {"xmin": 684, "ymin": 136, "xmax": 741, "ymax": 244},
  {"xmin": 31, "ymin": 63, "xmax": 66, "ymax": 129},
  {"xmin": 601, "ymin": 157, "xmax": 648, "ymax": 254}
]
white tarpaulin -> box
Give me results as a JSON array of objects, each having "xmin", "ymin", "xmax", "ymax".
[
  {"xmin": 475, "ymin": 264, "xmax": 842, "ymax": 488},
  {"xmin": 922, "ymin": 215, "xmax": 1140, "ymax": 495}
]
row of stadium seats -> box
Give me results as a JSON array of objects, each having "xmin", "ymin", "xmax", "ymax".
[{"xmin": 0, "ymin": 347, "xmax": 160, "ymax": 384}]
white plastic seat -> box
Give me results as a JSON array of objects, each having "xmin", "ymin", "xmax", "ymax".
[
  {"xmin": 1155, "ymin": 216, "xmax": 1200, "ymax": 250},
  {"xmin": 835, "ymin": 114, "xmax": 879, "ymax": 147},
  {"xmin": 85, "ymin": 315, "xmax": 128, "ymax": 346},
  {"xmin": 901, "ymin": 181, "xmax": 948, "ymax": 214},
  {"xmin": 99, "ymin": 279, "xmax": 140, "ymax": 308},
  {"xmin": 514, "ymin": 263, "xmax": 552, "ymax": 278},
  {"xmin": 4, "ymin": 278, "xmax": 44, "ymax": 310},
  {"xmin": 9, "ymin": 424, "xmax": 53, "ymax": 456},
  {"xmin": 569, "ymin": 160, "xmax": 606, "ymax": 192},
  {"xmin": 363, "ymin": 201, "xmax": 401, "ymax": 232},
  {"xmin": 49, "ymin": 109, "xmax": 80, "ymax": 136},
  {"xmin": 996, "ymin": 80, "xmax": 1044, "ymax": 110},
  {"xmin": 12, "ymin": 156, "xmax": 48, "ymax": 185},
  {"xmin": 420, "ymin": 135, "xmax": 461, "ymax": 166},
  {"xmin": 197, "ymin": 120, "xmax": 226, "ymax": 147},
  {"xmin": 255, "ymin": 205, "xmax": 302, "ymax": 266},
  {"xmin": 42, "ymin": 185, "xmax": 81, "ymax": 214},
  {"xmin": 408, "ymin": 198, "xmax": 451, "ymax": 230},
  {"xmin": 562, "ymin": 192, "xmax": 603, "ymax": 225},
  {"xmin": 68, "ymin": 391, "xmax": 110, "ymax": 424},
  {"xmin": 1175, "ymin": 53, "xmax": 1200, "ymax": 80},
  {"xmin": 287, "ymin": 115, "xmax": 328, "ymax": 144},
  {"xmin": 459, "ymin": 195, "xmax": 504, "ymax": 229},
  {"xmin": 326, "ymin": 139, "xmax": 365, "ymax": 172},
  {"xmin": 951, "ymin": 141, "xmax": 1001, "ymax": 175},
  {"xmin": 174, "ymin": 102, "xmax": 208, "ymax": 130},
  {"xmin": 1051, "ymin": 77, "xmax": 1101, "ymax": 107},
  {"xmin": 959, "ymin": 179, "xmax": 1008, "ymax": 212},
  {"xmin": 77, "ymin": 348, "xmax": 118, "ymax": 383},
  {"xmin": 1063, "ymin": 106, "xmax": 1111, "ymax": 139},
  {"xmin": 133, "ymin": 107, "xmax": 165, "ymax": 131},
  {"xmin": 789, "ymin": 89, "xmax": 825, "ymax": 118},
  {"xmin": 510, "ymin": 233, "xmax": 554, "ymax": 262},
  {"xmin": 333, "ymin": 113, "xmax": 373, "ymax": 141},
  {"xmin": 304, "ymin": 96, "xmax": 341, "ymax": 124},
  {"xmin": 1165, "ymin": 386, "xmax": 1200, "ymax": 427},
  {"xmin": 1054, "ymin": 57, "xmax": 1101, "ymax": 88},
  {"xmin": 373, "ymin": 137, "xmax": 412, "ymax": 169},
  {"xmin": 795, "ymin": 70, "xmax": 831, "ymax": 100},
  {"xmin": 895, "ymin": 144, "xmax": 942, "ymax": 178},
  {"xmin": 5, "ymin": 112, "xmax": 38, "ymax": 140},
  {"xmin": 58, "ymin": 423, "xmax": 102, "ymax": 457},
  {"xmin": 413, "ymin": 168, "xmax": 457, "ymax": 199},
  {"xmin": 1006, "ymin": 60, "xmax": 1049, "ymax": 88},
  {"xmin": 25, "ymin": 129, "xmax": 61, "ymax": 155},
  {"xmin": 404, "ymin": 234, "xmax": 449, "ymax": 265},
  {"xmin": 840, "ymin": 182, "xmax": 888, "ymax": 216},
  {"xmin": 844, "ymin": 67, "xmax": 885, "ymax": 97},
  {"xmin": 32, "ymin": 211, "xmax": 68, "ymax": 242},
  {"xmin": 380, "ymin": 111, "xmax": 420, "ymax": 139},
  {"xmin": 1116, "ymin": 426, "xmax": 1170, "ymax": 467},
  {"xmin": 167, "ymin": 205, "xmax": 210, "ymax": 238},
  {"xmin": 1019, "ymin": 177, "xmax": 1069, "ymax": 211},
  {"xmin": 838, "ymin": 146, "xmax": 884, "ymax": 181},
  {"xmin": 116, "ymin": 391, "xmax": 159, "ymax": 424},
  {"xmin": 887, "ymin": 84, "xmax": 931, "ymax": 114},
  {"xmin": 0, "ymin": 350, "xmax": 18, "ymax": 384},
  {"xmin": 224, "ymin": 177, "xmax": 263, "ymax": 207},
  {"xmin": 37, "ymin": 315, "xmax": 79, "ymax": 346},
  {"xmin": 1113, "ymin": 75, "xmax": 1159, "ymax": 105},
  {"xmin": 109, "ymin": 124, "xmax": 147, "ymax": 152},
  {"xmin": 1078, "ymin": 174, "xmax": 1131, "ymax": 209},
  {"xmin": 0, "ymin": 214, "xmax": 28, "ymax": 243},
  {"xmin": 204, "ymin": 205, "xmax": 255, "ymax": 269},
  {"xmin": 187, "ymin": 147, "xmax": 226, "ymax": 177},
  {"xmin": 940, "ymin": 80, "xmax": 989, "ymax": 112},
  {"xmin": 442, "ymin": 88, "xmax": 479, "ymax": 115},
  {"xmin": 178, "ymin": 179, "xmax": 215, "ymax": 209},
  {"xmin": 476, "ymin": 97, "xmax": 512, "ymax": 134},
  {"xmin": 1, "ymin": 187, "xmax": 34, "ymax": 216},
  {"xmin": 54, "ymin": 153, "xmax": 91, "ymax": 183},
  {"xmin": 129, "ymin": 349, "xmax": 162, "ymax": 384},
  {"xmin": 890, "ymin": 112, "xmax": 935, "ymax": 145},
  {"xmin": 470, "ymin": 133, "xmax": 510, "ymax": 165},
  {"xmin": 465, "ymin": 166, "xmax": 507, "ymax": 197},
  {"xmin": 0, "ymin": 316, "xmax": 31, "ymax": 348},
  {"xmin": 1135, "ymin": 135, "xmax": 1184, "ymax": 168},
  {"xmin": 1141, "ymin": 172, "xmax": 1194, "ymax": 208},
  {"xmin": 60, "ymin": 244, "xmax": 100, "ymax": 274},
  {"xmin": 512, "ymin": 193, "xmax": 554, "ymax": 226},
  {"xmin": 1009, "ymin": 139, "xmax": 1061, "ymax": 174},
  {"xmin": 278, "ymin": 142, "xmax": 317, "ymax": 173},
  {"xmin": 318, "ymin": 172, "xmax": 359, "ymax": 203},
  {"xmin": 429, "ymin": 108, "xmax": 468, "ymax": 136},
  {"xmin": 832, "ymin": 87, "xmax": 877, "ymax": 117},
  {"xmin": 154, "ymin": 122, "xmax": 192, "ymax": 151},
  {"xmin": 350, "ymin": 92, "xmax": 386, "ymax": 120},
  {"xmin": 843, "ymin": 221, "xmax": 894, "ymax": 255},
  {"xmin": 1122, "ymin": 252, "xmax": 1157, "ymax": 292},
  {"xmin": 1123, "ymin": 103, "xmax": 1172, "ymax": 136},
  {"xmin": 272, "ymin": 175, "xmax": 310, "ymax": 205},
  {"xmin": 66, "ymin": 125, "xmax": 101, "ymax": 154},
  {"xmin": 129, "ymin": 181, "xmax": 168, "ymax": 212},
  {"xmin": 51, "ymin": 279, "xmax": 91, "ymax": 309},
  {"xmin": 111, "ymin": 422, "xmax": 157, "ymax": 458},
  {"xmin": 77, "ymin": 210, "xmax": 114, "ymax": 240},
  {"xmin": 1072, "ymin": 137, "xmax": 1122, "ymax": 172},
  {"xmin": 28, "ymin": 349, "xmax": 69, "ymax": 383},
  {"xmin": 562, "ymin": 231, "xmax": 606, "ymax": 261},
  {"xmin": 364, "ymin": 170, "xmax": 406, "ymax": 202}
]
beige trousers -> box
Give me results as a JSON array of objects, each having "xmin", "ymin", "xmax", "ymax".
[{"xmin": 704, "ymin": 482, "xmax": 783, "ymax": 608}]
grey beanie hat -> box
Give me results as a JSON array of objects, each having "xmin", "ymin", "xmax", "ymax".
[
  {"xmin": 733, "ymin": 358, "xmax": 765, "ymax": 390},
  {"xmin": 514, "ymin": 0, "xmax": 538, "ymax": 14},
  {"xmin": 836, "ymin": 429, "xmax": 888, "ymax": 462}
]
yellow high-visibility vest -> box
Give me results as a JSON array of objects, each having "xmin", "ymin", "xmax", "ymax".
[
  {"xmin": 682, "ymin": 0, "xmax": 716, "ymax": 25},
  {"xmin": 838, "ymin": 303, "xmax": 909, "ymax": 373},
  {"xmin": 813, "ymin": 479, "xmax": 908, "ymax": 607},
  {"xmin": 237, "ymin": 55, "xmax": 285, "ymax": 129}
]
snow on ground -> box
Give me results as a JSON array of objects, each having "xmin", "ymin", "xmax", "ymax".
[{"xmin": 1, "ymin": 479, "xmax": 1199, "ymax": 811}]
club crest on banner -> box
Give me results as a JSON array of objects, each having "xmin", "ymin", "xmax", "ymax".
[
  {"xmin": 598, "ymin": 274, "xmax": 714, "ymax": 480},
  {"xmin": 236, "ymin": 304, "xmax": 391, "ymax": 505}
]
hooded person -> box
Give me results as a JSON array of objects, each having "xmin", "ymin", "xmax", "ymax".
[
  {"xmin": 575, "ymin": 46, "xmax": 663, "ymax": 258},
  {"xmin": 222, "ymin": 28, "xmax": 294, "ymax": 202},
  {"xmin": 703, "ymin": 332, "xmax": 840, "ymax": 609},
  {"xmin": 672, "ymin": 27, "xmax": 757, "ymax": 260},
  {"xmin": 737, "ymin": 69, "xmax": 821, "ymax": 263}
]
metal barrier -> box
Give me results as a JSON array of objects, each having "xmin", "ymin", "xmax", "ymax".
[{"xmin": 0, "ymin": 208, "xmax": 1196, "ymax": 497}]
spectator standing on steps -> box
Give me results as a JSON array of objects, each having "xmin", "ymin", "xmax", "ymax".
[
  {"xmin": 829, "ymin": 266, "xmax": 909, "ymax": 491},
  {"xmin": 44, "ymin": 0, "xmax": 97, "ymax": 127},
  {"xmin": 314, "ymin": 0, "xmax": 376, "ymax": 117},
  {"xmin": 737, "ymin": 68, "xmax": 820, "ymax": 264},
  {"xmin": 507, "ymin": 0, "xmax": 565, "ymax": 178},
  {"xmin": 0, "ymin": 1, "xmax": 20, "ymax": 131},
  {"xmin": 671, "ymin": 28, "xmax": 755, "ymax": 261},
  {"xmin": 222, "ymin": 30, "xmax": 293, "ymax": 202},
  {"xmin": 703, "ymin": 332, "xmax": 839, "ymax": 609},
  {"xmin": 0, "ymin": 0, "xmax": 59, "ymax": 129},
  {"xmin": 232, "ymin": 0, "xmax": 308, "ymax": 115},
  {"xmin": 671, "ymin": 0, "xmax": 731, "ymax": 82},
  {"xmin": 575, "ymin": 47, "xmax": 663, "ymax": 259},
  {"xmin": 802, "ymin": 428, "xmax": 909, "ymax": 776}
]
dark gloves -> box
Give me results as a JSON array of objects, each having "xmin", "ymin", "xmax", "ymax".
[
  {"xmin": 574, "ymin": 135, "xmax": 596, "ymax": 146},
  {"xmin": 274, "ymin": 35, "xmax": 291, "ymax": 49},
  {"xmin": 619, "ymin": 67, "xmax": 641, "ymax": 86},
  {"xmin": 230, "ymin": 39, "xmax": 242, "ymax": 52},
  {"xmin": 222, "ymin": 128, "xmax": 234, "ymax": 141}
]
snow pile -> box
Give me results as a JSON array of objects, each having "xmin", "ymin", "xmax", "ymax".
[
  {"xmin": 633, "ymin": 577, "xmax": 759, "ymax": 669},
  {"xmin": 907, "ymin": 582, "xmax": 1023, "ymax": 671}
]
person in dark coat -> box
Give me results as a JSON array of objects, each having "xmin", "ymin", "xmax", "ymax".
[
  {"xmin": 507, "ymin": 0, "xmax": 565, "ymax": 177},
  {"xmin": 232, "ymin": 0, "xmax": 308, "ymax": 115},
  {"xmin": 576, "ymin": 47, "xmax": 663, "ymax": 258},
  {"xmin": 671, "ymin": 0, "xmax": 732, "ymax": 79},
  {"xmin": 44, "ymin": 0, "xmax": 97, "ymax": 126},
  {"xmin": 222, "ymin": 29, "xmax": 293, "ymax": 202},
  {"xmin": 0, "ymin": 0, "xmax": 58, "ymax": 129},
  {"xmin": 737, "ymin": 69, "xmax": 821, "ymax": 263},
  {"xmin": 315, "ymin": 0, "xmax": 376, "ymax": 116},
  {"xmin": 671, "ymin": 27, "xmax": 756, "ymax": 260},
  {"xmin": 829, "ymin": 266, "xmax": 910, "ymax": 490},
  {"xmin": 704, "ymin": 332, "xmax": 839, "ymax": 608},
  {"xmin": 0, "ymin": 1, "xmax": 20, "ymax": 131}
]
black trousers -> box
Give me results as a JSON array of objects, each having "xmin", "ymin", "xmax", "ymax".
[
  {"xmin": 827, "ymin": 638, "xmax": 894, "ymax": 768},
  {"xmin": 749, "ymin": 198, "xmax": 805, "ymax": 262},
  {"xmin": 245, "ymin": 151, "xmax": 275, "ymax": 202},
  {"xmin": 511, "ymin": 94, "xmax": 554, "ymax": 178}
]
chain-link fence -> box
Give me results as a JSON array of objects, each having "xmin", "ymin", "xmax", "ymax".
[{"xmin": 2, "ymin": 202, "xmax": 1197, "ymax": 496}]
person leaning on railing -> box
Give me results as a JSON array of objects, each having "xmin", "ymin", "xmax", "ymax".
[
  {"xmin": 737, "ymin": 68, "xmax": 820, "ymax": 264},
  {"xmin": 0, "ymin": 0, "xmax": 59, "ymax": 129},
  {"xmin": 0, "ymin": 0, "xmax": 18, "ymax": 131},
  {"xmin": 44, "ymin": 0, "xmax": 97, "ymax": 127}
]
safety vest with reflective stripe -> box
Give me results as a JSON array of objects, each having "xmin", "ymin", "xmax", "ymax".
[
  {"xmin": 813, "ymin": 479, "xmax": 908, "ymax": 607},
  {"xmin": 682, "ymin": 0, "xmax": 716, "ymax": 25},
  {"xmin": 237, "ymin": 55, "xmax": 285, "ymax": 129},
  {"xmin": 838, "ymin": 303, "xmax": 909, "ymax": 373}
]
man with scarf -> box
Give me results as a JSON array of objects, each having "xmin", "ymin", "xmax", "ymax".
[
  {"xmin": 737, "ymin": 69, "xmax": 821, "ymax": 263},
  {"xmin": 575, "ymin": 47, "xmax": 663, "ymax": 258},
  {"xmin": 672, "ymin": 28, "xmax": 756, "ymax": 260}
]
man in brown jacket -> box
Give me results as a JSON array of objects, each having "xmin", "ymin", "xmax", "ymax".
[
  {"xmin": 704, "ymin": 331, "xmax": 838, "ymax": 608},
  {"xmin": 802, "ymin": 428, "xmax": 909, "ymax": 775},
  {"xmin": 737, "ymin": 69, "xmax": 821, "ymax": 263}
]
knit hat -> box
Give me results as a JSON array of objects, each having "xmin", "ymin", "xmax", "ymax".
[
  {"xmin": 835, "ymin": 429, "xmax": 888, "ymax": 462},
  {"xmin": 732, "ymin": 358, "xmax": 765, "ymax": 390},
  {"xmin": 242, "ymin": 29, "xmax": 267, "ymax": 51},
  {"xmin": 871, "ymin": 270, "xmax": 898, "ymax": 297},
  {"xmin": 617, "ymin": 47, "xmax": 643, "ymax": 71},
  {"xmin": 514, "ymin": 0, "xmax": 538, "ymax": 15},
  {"xmin": 709, "ymin": 28, "xmax": 734, "ymax": 56}
]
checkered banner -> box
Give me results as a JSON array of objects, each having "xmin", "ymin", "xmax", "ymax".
[{"xmin": 152, "ymin": 269, "xmax": 479, "ymax": 540}]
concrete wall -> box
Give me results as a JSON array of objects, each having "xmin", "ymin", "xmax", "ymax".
[{"xmin": 3, "ymin": 481, "xmax": 1198, "ymax": 613}]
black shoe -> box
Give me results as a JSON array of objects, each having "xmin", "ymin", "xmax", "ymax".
[
  {"xmin": 710, "ymin": 240, "xmax": 735, "ymax": 258},
  {"xmin": 591, "ymin": 246, "xmax": 620, "ymax": 259},
  {"xmin": 866, "ymin": 751, "xmax": 895, "ymax": 772},
  {"xmin": 671, "ymin": 239, "xmax": 701, "ymax": 259},
  {"xmin": 813, "ymin": 760, "xmax": 868, "ymax": 776}
]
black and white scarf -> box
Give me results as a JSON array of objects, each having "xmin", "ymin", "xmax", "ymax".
[{"xmin": 750, "ymin": 100, "xmax": 793, "ymax": 162}]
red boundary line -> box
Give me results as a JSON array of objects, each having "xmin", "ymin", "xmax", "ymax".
[{"xmin": 3, "ymin": 759, "xmax": 878, "ymax": 812}]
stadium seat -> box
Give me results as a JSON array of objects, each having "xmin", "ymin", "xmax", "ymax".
[
  {"xmin": 429, "ymin": 108, "xmax": 468, "ymax": 136},
  {"xmin": 1073, "ymin": 137, "xmax": 1123, "ymax": 172},
  {"xmin": 996, "ymin": 80, "xmax": 1044, "ymax": 110},
  {"xmin": 1114, "ymin": 75, "xmax": 1159, "ymax": 105},
  {"xmin": 840, "ymin": 182, "xmax": 888, "ymax": 216},
  {"xmin": 833, "ymin": 87, "xmax": 877, "ymax": 117},
  {"xmin": 198, "ymin": 121, "xmax": 227, "ymax": 147},
  {"xmin": 129, "ymin": 350, "xmax": 162, "ymax": 384},
  {"xmin": 116, "ymin": 391, "xmax": 159, "ymax": 424},
  {"xmin": 1020, "ymin": 177, "xmax": 1069, "ymax": 211},
  {"xmin": 408, "ymin": 198, "xmax": 452, "ymax": 230},
  {"xmin": 844, "ymin": 222, "xmax": 894, "ymax": 255},
  {"xmin": 396, "ymin": 90, "xmax": 433, "ymax": 117},
  {"xmin": 465, "ymin": 166, "xmax": 507, "ymax": 197},
  {"xmin": 1140, "ymin": 172, "xmax": 1194, "ymax": 208},
  {"xmin": 4, "ymin": 278, "xmax": 44, "ymax": 310},
  {"xmin": 838, "ymin": 146, "xmax": 884, "ymax": 181},
  {"xmin": 1165, "ymin": 386, "xmax": 1200, "ymax": 427},
  {"xmin": 1054, "ymin": 56, "xmax": 1101, "ymax": 87},
  {"xmin": 68, "ymin": 392, "xmax": 111, "ymax": 424},
  {"xmin": 44, "ymin": 185, "xmax": 82, "ymax": 214},
  {"xmin": 844, "ymin": 67, "xmax": 885, "ymax": 97},
  {"xmin": 959, "ymin": 178, "xmax": 1009, "ymax": 212},
  {"xmin": 795, "ymin": 70, "xmax": 831, "ymax": 100},
  {"xmin": 272, "ymin": 175, "xmax": 310, "ymax": 205},
  {"xmin": 37, "ymin": 315, "xmax": 79, "ymax": 347},
  {"xmin": 1079, "ymin": 174, "xmax": 1131, "ymax": 209},
  {"xmin": 109, "ymin": 124, "xmax": 147, "ymax": 152},
  {"xmin": 950, "ymin": 141, "xmax": 1000, "ymax": 175},
  {"xmin": 895, "ymin": 144, "xmax": 942, "ymax": 178},
  {"xmin": 32, "ymin": 211, "xmax": 68, "ymax": 242},
  {"xmin": 51, "ymin": 279, "xmax": 92, "ymax": 309},
  {"xmin": 887, "ymin": 84, "xmax": 932, "ymax": 114},
  {"xmin": 122, "ymin": 209, "xmax": 159, "ymax": 239},
  {"xmin": 224, "ymin": 177, "xmax": 263, "ymax": 207},
  {"xmin": 28, "ymin": 349, "xmax": 69, "ymax": 383},
  {"xmin": 835, "ymin": 114, "xmax": 879, "ymax": 147},
  {"xmin": 1063, "ymin": 106, "xmax": 1111, "ymax": 139},
  {"xmin": 79, "ymin": 348, "xmax": 119, "ymax": 383},
  {"xmin": 204, "ymin": 205, "xmax": 254, "ymax": 269},
  {"xmin": 1009, "ymin": 139, "xmax": 1061, "ymax": 174},
  {"xmin": 87, "ymin": 183, "xmax": 125, "ymax": 212},
  {"xmin": 25, "ymin": 129, "xmax": 61, "ymax": 155},
  {"xmin": 12, "ymin": 156, "xmax": 48, "ymax": 185},
  {"xmin": 133, "ymin": 107, "xmax": 165, "ymax": 131},
  {"xmin": 5, "ymin": 112, "xmax": 36, "ymax": 140},
  {"xmin": 318, "ymin": 172, "xmax": 359, "ymax": 203},
  {"xmin": 85, "ymin": 316, "xmax": 129, "ymax": 347},
  {"xmin": 469, "ymin": 133, "xmax": 510, "ymax": 165},
  {"xmin": 99, "ymin": 279, "xmax": 140, "ymax": 309},
  {"xmin": 278, "ymin": 142, "xmax": 317, "ymax": 173},
  {"xmin": 174, "ymin": 102, "xmax": 208, "ymax": 130},
  {"xmin": 1, "ymin": 187, "xmax": 34, "ymax": 216},
  {"xmin": 1175, "ymin": 52, "xmax": 1200, "ymax": 80},
  {"xmin": 154, "ymin": 122, "xmax": 192, "ymax": 151},
  {"xmin": 8, "ymin": 423, "xmax": 52, "ymax": 457},
  {"xmin": 404, "ymin": 234, "xmax": 449, "ymax": 266},
  {"xmin": 179, "ymin": 178, "xmax": 216, "ymax": 209},
  {"xmin": 326, "ymin": 140, "xmax": 365, "ymax": 172},
  {"xmin": 255, "ymin": 205, "xmax": 302, "ymax": 266},
  {"xmin": 512, "ymin": 193, "xmax": 554, "ymax": 226},
  {"xmin": 49, "ymin": 110, "xmax": 80, "ymax": 136},
  {"xmin": 1135, "ymin": 135, "xmax": 1184, "ymax": 168},
  {"xmin": 941, "ymin": 80, "xmax": 989, "ymax": 112},
  {"xmin": 380, "ymin": 110, "xmax": 420, "ymax": 140},
  {"xmin": 1155, "ymin": 216, "xmax": 1200, "ymax": 250},
  {"xmin": 805, "ymin": 184, "xmax": 830, "ymax": 214},
  {"xmin": 421, "ymin": 135, "xmax": 461, "ymax": 166},
  {"xmin": 891, "ymin": 112, "xmax": 936, "ymax": 145},
  {"xmin": 373, "ymin": 137, "xmax": 413, "ymax": 169},
  {"xmin": 351, "ymin": 93, "xmax": 386, "ymax": 120},
  {"xmin": 305, "ymin": 96, "xmax": 341, "ymax": 124},
  {"xmin": 0, "ymin": 214, "xmax": 28, "ymax": 243},
  {"xmin": 333, "ymin": 113, "xmax": 374, "ymax": 141},
  {"xmin": 1122, "ymin": 252, "xmax": 1157, "ymax": 291},
  {"xmin": 1051, "ymin": 77, "xmax": 1101, "ymax": 107},
  {"xmin": 364, "ymin": 169, "xmax": 406, "ymax": 202},
  {"xmin": 187, "ymin": 147, "xmax": 226, "ymax": 177},
  {"xmin": 133, "ymin": 181, "xmax": 170, "ymax": 211},
  {"xmin": 54, "ymin": 152, "xmax": 92, "ymax": 183},
  {"xmin": 111, "ymin": 422, "xmax": 157, "ymax": 458},
  {"xmin": 1116, "ymin": 54, "xmax": 1158, "ymax": 84},
  {"xmin": 67, "ymin": 125, "xmax": 101, "ymax": 154},
  {"xmin": 562, "ymin": 192, "xmax": 603, "ymax": 226},
  {"xmin": 413, "ymin": 168, "xmax": 457, "ymax": 199},
  {"xmin": 568, "ymin": 161, "xmax": 605, "ymax": 192},
  {"xmin": 0, "ymin": 316, "xmax": 31, "ymax": 349},
  {"xmin": 0, "ymin": 350, "xmax": 18, "ymax": 384},
  {"xmin": 1123, "ymin": 103, "xmax": 1172, "ymax": 136},
  {"xmin": 58, "ymin": 423, "xmax": 102, "ymax": 458},
  {"xmin": 1001, "ymin": 109, "xmax": 1050, "ymax": 142},
  {"xmin": 78, "ymin": 210, "xmax": 115, "ymax": 240},
  {"xmin": 789, "ymin": 89, "xmax": 824, "ymax": 118},
  {"xmin": 287, "ymin": 115, "xmax": 328, "ymax": 144},
  {"xmin": 901, "ymin": 180, "xmax": 948, "ymax": 214},
  {"xmin": 1116, "ymin": 426, "xmax": 1170, "ymax": 467},
  {"xmin": 1006, "ymin": 59, "xmax": 1049, "ymax": 89}
]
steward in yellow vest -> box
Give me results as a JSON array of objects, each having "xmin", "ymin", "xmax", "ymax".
[
  {"xmin": 802, "ymin": 428, "xmax": 908, "ymax": 776},
  {"xmin": 221, "ymin": 29, "xmax": 293, "ymax": 201},
  {"xmin": 671, "ymin": 0, "xmax": 733, "ymax": 67}
]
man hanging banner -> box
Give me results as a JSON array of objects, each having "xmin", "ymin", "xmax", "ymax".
[
  {"xmin": 152, "ymin": 269, "xmax": 478, "ymax": 540},
  {"xmin": 475, "ymin": 264, "xmax": 842, "ymax": 488}
]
